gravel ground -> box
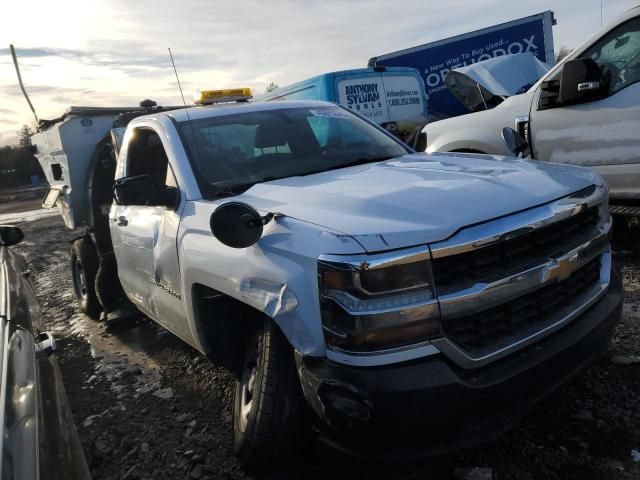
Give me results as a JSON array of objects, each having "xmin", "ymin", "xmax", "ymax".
[{"xmin": 3, "ymin": 193, "xmax": 640, "ymax": 480}]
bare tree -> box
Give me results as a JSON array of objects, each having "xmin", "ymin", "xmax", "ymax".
[
  {"xmin": 265, "ymin": 82, "xmax": 279, "ymax": 93},
  {"xmin": 555, "ymin": 46, "xmax": 572, "ymax": 63},
  {"xmin": 0, "ymin": 124, "xmax": 45, "ymax": 188}
]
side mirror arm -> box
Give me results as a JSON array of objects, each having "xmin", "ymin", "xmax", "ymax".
[{"xmin": 242, "ymin": 212, "xmax": 275, "ymax": 228}]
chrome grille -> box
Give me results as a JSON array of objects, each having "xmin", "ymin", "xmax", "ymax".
[
  {"xmin": 440, "ymin": 257, "xmax": 601, "ymax": 355},
  {"xmin": 429, "ymin": 185, "xmax": 611, "ymax": 367},
  {"xmin": 432, "ymin": 206, "xmax": 600, "ymax": 294}
]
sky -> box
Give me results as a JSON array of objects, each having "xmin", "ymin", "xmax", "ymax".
[{"xmin": 0, "ymin": 0, "xmax": 637, "ymax": 145}]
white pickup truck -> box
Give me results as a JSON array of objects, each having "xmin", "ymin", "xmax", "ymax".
[
  {"xmin": 424, "ymin": 6, "xmax": 640, "ymax": 215},
  {"xmin": 31, "ymin": 94, "xmax": 622, "ymax": 468}
]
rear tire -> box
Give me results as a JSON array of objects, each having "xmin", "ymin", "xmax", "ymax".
[
  {"xmin": 232, "ymin": 318, "xmax": 307, "ymax": 470},
  {"xmin": 71, "ymin": 238, "xmax": 100, "ymax": 320},
  {"xmin": 95, "ymin": 251, "xmax": 128, "ymax": 312}
]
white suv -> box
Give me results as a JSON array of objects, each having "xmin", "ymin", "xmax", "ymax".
[{"xmin": 425, "ymin": 6, "xmax": 640, "ymax": 210}]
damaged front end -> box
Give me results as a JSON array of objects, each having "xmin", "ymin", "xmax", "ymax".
[
  {"xmin": 296, "ymin": 354, "xmax": 373, "ymax": 438},
  {"xmin": 446, "ymin": 52, "xmax": 550, "ymax": 113},
  {"xmin": 295, "ymin": 185, "xmax": 622, "ymax": 457}
]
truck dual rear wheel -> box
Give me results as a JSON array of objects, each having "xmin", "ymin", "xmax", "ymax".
[
  {"xmin": 233, "ymin": 318, "xmax": 307, "ymax": 469},
  {"xmin": 95, "ymin": 250, "xmax": 129, "ymax": 312},
  {"xmin": 70, "ymin": 238, "xmax": 100, "ymax": 320}
]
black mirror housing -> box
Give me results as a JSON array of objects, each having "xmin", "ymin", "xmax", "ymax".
[
  {"xmin": 406, "ymin": 126, "xmax": 428, "ymax": 152},
  {"xmin": 501, "ymin": 127, "xmax": 530, "ymax": 158},
  {"xmin": 210, "ymin": 202, "xmax": 273, "ymax": 249},
  {"xmin": 539, "ymin": 58, "xmax": 605, "ymax": 110},
  {"xmin": 114, "ymin": 175, "xmax": 179, "ymax": 209},
  {"xmin": 415, "ymin": 132, "xmax": 427, "ymax": 152},
  {"xmin": 559, "ymin": 58, "xmax": 605, "ymax": 105},
  {"xmin": 0, "ymin": 225, "xmax": 24, "ymax": 246}
]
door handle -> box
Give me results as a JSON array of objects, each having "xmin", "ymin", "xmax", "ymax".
[
  {"xmin": 35, "ymin": 332, "xmax": 56, "ymax": 358},
  {"xmin": 113, "ymin": 215, "xmax": 128, "ymax": 226}
]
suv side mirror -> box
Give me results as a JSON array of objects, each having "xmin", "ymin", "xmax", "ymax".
[
  {"xmin": 408, "ymin": 127, "xmax": 428, "ymax": 152},
  {"xmin": 501, "ymin": 127, "xmax": 530, "ymax": 158},
  {"xmin": 559, "ymin": 58, "xmax": 605, "ymax": 105},
  {"xmin": 114, "ymin": 175, "xmax": 179, "ymax": 209},
  {"xmin": 539, "ymin": 58, "xmax": 605, "ymax": 110},
  {"xmin": 0, "ymin": 225, "xmax": 24, "ymax": 246}
]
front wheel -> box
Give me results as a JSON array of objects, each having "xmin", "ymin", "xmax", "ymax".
[
  {"xmin": 233, "ymin": 318, "xmax": 307, "ymax": 470},
  {"xmin": 70, "ymin": 238, "xmax": 100, "ymax": 320}
]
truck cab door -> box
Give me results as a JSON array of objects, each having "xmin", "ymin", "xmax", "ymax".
[
  {"xmin": 530, "ymin": 16, "xmax": 640, "ymax": 199},
  {"xmin": 109, "ymin": 126, "xmax": 193, "ymax": 344}
]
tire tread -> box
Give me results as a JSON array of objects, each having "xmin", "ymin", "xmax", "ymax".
[
  {"xmin": 71, "ymin": 238, "xmax": 100, "ymax": 319},
  {"xmin": 234, "ymin": 319, "xmax": 306, "ymax": 469}
]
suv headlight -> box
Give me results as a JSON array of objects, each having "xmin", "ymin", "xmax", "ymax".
[{"xmin": 318, "ymin": 249, "xmax": 441, "ymax": 352}]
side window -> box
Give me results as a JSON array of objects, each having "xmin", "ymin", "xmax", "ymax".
[
  {"xmin": 580, "ymin": 17, "xmax": 640, "ymax": 94},
  {"xmin": 306, "ymin": 115, "xmax": 371, "ymax": 149},
  {"xmin": 165, "ymin": 165, "xmax": 178, "ymax": 188},
  {"xmin": 126, "ymin": 129, "xmax": 170, "ymax": 188},
  {"xmin": 307, "ymin": 117, "xmax": 330, "ymax": 147}
]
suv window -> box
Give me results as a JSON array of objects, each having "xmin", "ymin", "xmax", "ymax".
[
  {"xmin": 580, "ymin": 17, "xmax": 640, "ymax": 94},
  {"xmin": 127, "ymin": 128, "xmax": 176, "ymax": 188}
]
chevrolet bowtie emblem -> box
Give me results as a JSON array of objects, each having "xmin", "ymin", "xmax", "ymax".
[{"xmin": 544, "ymin": 253, "xmax": 580, "ymax": 283}]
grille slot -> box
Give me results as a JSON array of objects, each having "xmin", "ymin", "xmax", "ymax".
[
  {"xmin": 432, "ymin": 206, "xmax": 600, "ymax": 294},
  {"xmin": 440, "ymin": 257, "xmax": 601, "ymax": 356}
]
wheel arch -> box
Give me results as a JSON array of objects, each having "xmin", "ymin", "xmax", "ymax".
[
  {"xmin": 85, "ymin": 134, "xmax": 117, "ymax": 255},
  {"xmin": 190, "ymin": 283, "xmax": 276, "ymax": 376}
]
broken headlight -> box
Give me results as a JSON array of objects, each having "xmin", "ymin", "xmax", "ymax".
[{"xmin": 318, "ymin": 249, "xmax": 441, "ymax": 353}]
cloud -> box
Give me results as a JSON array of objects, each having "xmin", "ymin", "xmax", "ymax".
[
  {"xmin": 0, "ymin": 84, "xmax": 93, "ymax": 95},
  {"xmin": 2, "ymin": 45, "xmax": 236, "ymax": 76},
  {"xmin": 0, "ymin": 129, "xmax": 18, "ymax": 146},
  {"xmin": 1, "ymin": 0, "xmax": 637, "ymax": 148}
]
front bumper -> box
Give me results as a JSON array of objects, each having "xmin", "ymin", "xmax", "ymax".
[{"xmin": 297, "ymin": 265, "xmax": 623, "ymax": 458}]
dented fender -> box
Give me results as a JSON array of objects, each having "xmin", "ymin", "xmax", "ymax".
[
  {"xmin": 232, "ymin": 277, "xmax": 298, "ymax": 318},
  {"xmin": 178, "ymin": 200, "xmax": 366, "ymax": 357}
]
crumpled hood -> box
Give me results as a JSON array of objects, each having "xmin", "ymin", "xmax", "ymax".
[{"xmin": 239, "ymin": 153, "xmax": 601, "ymax": 252}]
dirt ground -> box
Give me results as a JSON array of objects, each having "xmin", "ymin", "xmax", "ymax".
[{"xmin": 2, "ymin": 191, "xmax": 640, "ymax": 480}]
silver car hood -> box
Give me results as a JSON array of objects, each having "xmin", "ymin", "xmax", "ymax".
[{"xmin": 240, "ymin": 152, "xmax": 600, "ymax": 252}]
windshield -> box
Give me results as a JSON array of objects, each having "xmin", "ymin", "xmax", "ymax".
[{"xmin": 178, "ymin": 105, "xmax": 409, "ymax": 197}]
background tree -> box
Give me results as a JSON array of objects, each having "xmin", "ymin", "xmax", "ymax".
[
  {"xmin": 17, "ymin": 124, "xmax": 34, "ymax": 149},
  {"xmin": 0, "ymin": 124, "xmax": 44, "ymax": 189},
  {"xmin": 265, "ymin": 81, "xmax": 279, "ymax": 93}
]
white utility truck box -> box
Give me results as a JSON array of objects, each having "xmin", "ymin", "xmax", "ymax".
[{"xmin": 32, "ymin": 107, "xmax": 143, "ymax": 229}]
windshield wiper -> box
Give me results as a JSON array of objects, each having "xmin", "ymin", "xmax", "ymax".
[
  {"xmin": 343, "ymin": 156, "xmax": 395, "ymax": 167},
  {"xmin": 212, "ymin": 177, "xmax": 279, "ymax": 197},
  {"xmin": 211, "ymin": 158, "xmax": 394, "ymax": 195}
]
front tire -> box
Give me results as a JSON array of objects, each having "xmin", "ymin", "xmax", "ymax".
[
  {"xmin": 233, "ymin": 318, "xmax": 307, "ymax": 470},
  {"xmin": 71, "ymin": 238, "xmax": 100, "ymax": 319}
]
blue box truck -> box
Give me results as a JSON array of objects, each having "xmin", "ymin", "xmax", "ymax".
[
  {"xmin": 255, "ymin": 67, "xmax": 429, "ymax": 143},
  {"xmin": 369, "ymin": 11, "xmax": 556, "ymax": 119}
]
